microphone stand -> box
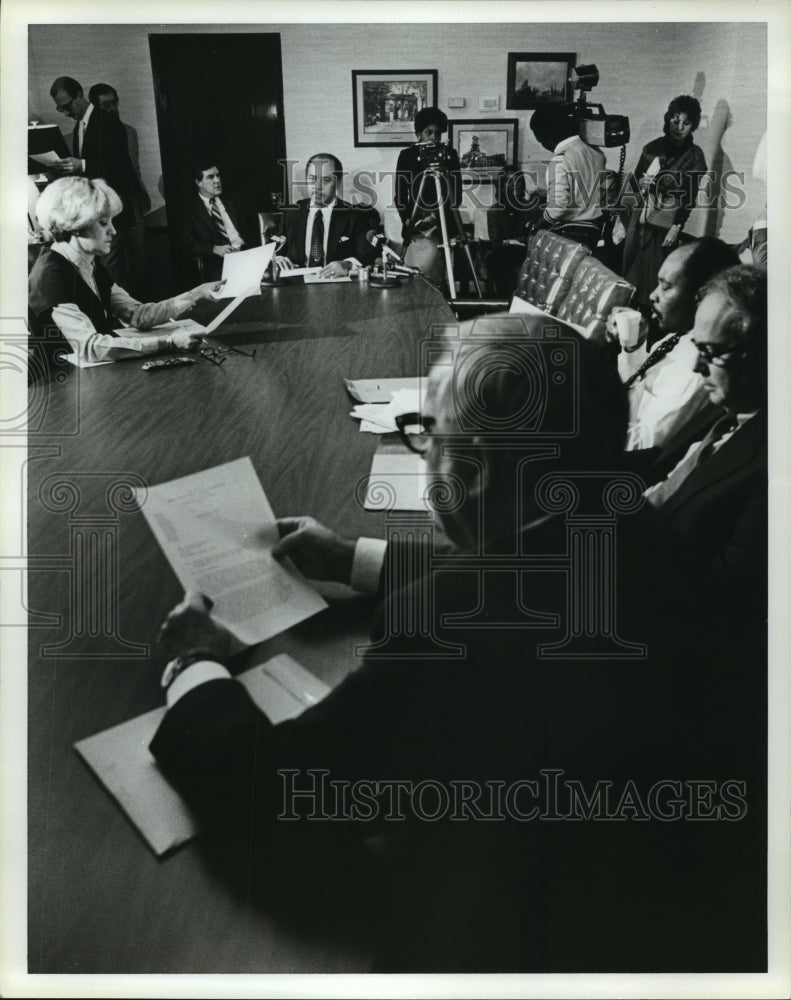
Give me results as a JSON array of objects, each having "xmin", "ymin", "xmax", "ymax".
[{"xmin": 369, "ymin": 244, "xmax": 401, "ymax": 288}]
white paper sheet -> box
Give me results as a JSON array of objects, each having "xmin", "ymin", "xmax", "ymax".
[
  {"xmin": 219, "ymin": 242, "xmax": 275, "ymax": 298},
  {"xmin": 364, "ymin": 440, "xmax": 430, "ymax": 511},
  {"xmin": 29, "ymin": 150, "xmax": 61, "ymax": 166},
  {"xmin": 275, "ymin": 265, "xmax": 322, "ymax": 278},
  {"xmin": 345, "ymin": 376, "xmax": 421, "ymax": 404},
  {"xmin": 136, "ymin": 457, "xmax": 327, "ymax": 646},
  {"xmin": 74, "ymin": 654, "xmax": 331, "ymax": 856}
]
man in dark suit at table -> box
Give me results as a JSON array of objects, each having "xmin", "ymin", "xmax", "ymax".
[
  {"xmin": 149, "ymin": 315, "xmax": 763, "ymax": 972},
  {"xmin": 277, "ymin": 153, "xmax": 379, "ymax": 277},
  {"xmin": 49, "ymin": 75, "xmax": 143, "ymax": 292},
  {"xmin": 643, "ymin": 264, "xmax": 767, "ymax": 619},
  {"xmin": 183, "ymin": 157, "xmax": 261, "ymax": 282}
]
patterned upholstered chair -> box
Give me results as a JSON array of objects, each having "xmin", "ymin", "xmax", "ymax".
[
  {"xmin": 511, "ymin": 230, "xmax": 591, "ymax": 313},
  {"xmin": 555, "ymin": 256, "xmax": 636, "ymax": 344}
]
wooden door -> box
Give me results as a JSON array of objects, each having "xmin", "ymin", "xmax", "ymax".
[{"xmin": 149, "ymin": 32, "xmax": 287, "ymax": 287}]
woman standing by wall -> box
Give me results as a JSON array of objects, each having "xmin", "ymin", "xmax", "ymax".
[{"xmin": 621, "ymin": 96, "xmax": 707, "ymax": 307}]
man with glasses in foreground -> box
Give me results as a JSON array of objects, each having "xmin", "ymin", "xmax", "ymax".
[
  {"xmin": 644, "ymin": 264, "xmax": 767, "ymax": 618},
  {"xmin": 48, "ymin": 76, "xmax": 142, "ymax": 291},
  {"xmin": 148, "ymin": 314, "xmax": 764, "ymax": 972}
]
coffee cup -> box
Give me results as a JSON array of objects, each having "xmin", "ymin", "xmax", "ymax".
[{"xmin": 613, "ymin": 308, "xmax": 643, "ymax": 349}]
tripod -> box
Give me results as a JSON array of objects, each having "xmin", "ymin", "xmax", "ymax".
[{"xmin": 402, "ymin": 165, "xmax": 483, "ymax": 301}]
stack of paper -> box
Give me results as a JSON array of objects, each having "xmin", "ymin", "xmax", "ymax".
[{"xmin": 346, "ymin": 379, "xmax": 423, "ymax": 434}]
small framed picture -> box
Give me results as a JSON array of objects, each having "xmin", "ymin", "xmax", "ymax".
[
  {"xmin": 506, "ymin": 52, "xmax": 575, "ymax": 109},
  {"xmin": 448, "ymin": 118, "xmax": 519, "ymax": 180},
  {"xmin": 352, "ymin": 69, "xmax": 438, "ymax": 147}
]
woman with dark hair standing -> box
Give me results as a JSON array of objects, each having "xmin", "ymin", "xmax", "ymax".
[{"xmin": 621, "ymin": 95, "xmax": 707, "ymax": 307}]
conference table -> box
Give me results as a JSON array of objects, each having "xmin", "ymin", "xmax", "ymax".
[{"xmin": 27, "ymin": 276, "xmax": 456, "ymax": 974}]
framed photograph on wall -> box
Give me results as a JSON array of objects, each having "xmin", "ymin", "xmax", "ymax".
[
  {"xmin": 506, "ymin": 52, "xmax": 575, "ymax": 109},
  {"xmin": 448, "ymin": 118, "xmax": 519, "ymax": 180},
  {"xmin": 352, "ymin": 69, "xmax": 437, "ymax": 146}
]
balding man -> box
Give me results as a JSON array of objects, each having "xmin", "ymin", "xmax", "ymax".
[
  {"xmin": 279, "ymin": 153, "xmax": 379, "ymax": 277},
  {"xmin": 645, "ymin": 265, "xmax": 767, "ymax": 616},
  {"xmin": 148, "ymin": 315, "xmax": 762, "ymax": 972}
]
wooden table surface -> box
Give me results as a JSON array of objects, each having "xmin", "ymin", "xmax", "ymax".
[{"xmin": 27, "ymin": 277, "xmax": 454, "ymax": 973}]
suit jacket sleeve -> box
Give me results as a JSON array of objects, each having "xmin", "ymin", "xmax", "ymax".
[{"xmin": 183, "ymin": 200, "xmax": 218, "ymax": 261}]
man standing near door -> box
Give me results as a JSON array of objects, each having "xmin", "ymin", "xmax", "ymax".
[
  {"xmin": 278, "ymin": 153, "xmax": 378, "ymax": 277},
  {"xmin": 50, "ymin": 76, "xmax": 142, "ymax": 292},
  {"xmin": 183, "ymin": 157, "xmax": 261, "ymax": 281}
]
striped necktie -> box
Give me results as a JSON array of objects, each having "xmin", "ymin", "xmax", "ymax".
[
  {"xmin": 308, "ymin": 210, "xmax": 325, "ymax": 267},
  {"xmin": 624, "ymin": 332, "xmax": 682, "ymax": 388},
  {"xmin": 210, "ymin": 197, "xmax": 228, "ymax": 242}
]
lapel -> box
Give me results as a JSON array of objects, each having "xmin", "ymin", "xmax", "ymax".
[
  {"xmin": 326, "ymin": 199, "xmax": 349, "ymax": 261},
  {"xmin": 661, "ymin": 411, "xmax": 767, "ymax": 516}
]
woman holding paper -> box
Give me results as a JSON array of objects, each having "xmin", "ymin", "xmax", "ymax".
[
  {"xmin": 29, "ymin": 177, "xmax": 222, "ymax": 365},
  {"xmin": 620, "ymin": 95, "xmax": 707, "ymax": 307}
]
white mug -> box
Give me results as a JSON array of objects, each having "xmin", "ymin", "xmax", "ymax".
[{"xmin": 613, "ymin": 308, "xmax": 643, "ymax": 349}]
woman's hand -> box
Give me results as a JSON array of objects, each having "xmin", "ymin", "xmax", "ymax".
[
  {"xmin": 193, "ymin": 280, "xmax": 226, "ymax": 302},
  {"xmin": 662, "ymin": 224, "xmax": 682, "ymax": 248}
]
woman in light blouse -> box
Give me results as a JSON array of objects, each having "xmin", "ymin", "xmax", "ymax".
[{"xmin": 29, "ymin": 177, "xmax": 222, "ymax": 365}]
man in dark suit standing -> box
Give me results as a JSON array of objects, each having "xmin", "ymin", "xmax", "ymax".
[
  {"xmin": 645, "ymin": 265, "xmax": 767, "ymax": 618},
  {"xmin": 183, "ymin": 157, "xmax": 261, "ymax": 282},
  {"xmin": 277, "ymin": 153, "xmax": 378, "ymax": 277},
  {"xmin": 50, "ymin": 76, "xmax": 142, "ymax": 292}
]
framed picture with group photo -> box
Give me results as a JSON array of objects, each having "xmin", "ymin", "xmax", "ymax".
[
  {"xmin": 506, "ymin": 51, "xmax": 575, "ymax": 109},
  {"xmin": 352, "ymin": 69, "xmax": 438, "ymax": 146},
  {"xmin": 448, "ymin": 118, "xmax": 519, "ymax": 180}
]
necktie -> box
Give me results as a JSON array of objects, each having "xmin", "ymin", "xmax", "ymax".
[
  {"xmin": 646, "ymin": 413, "xmax": 739, "ymax": 508},
  {"xmin": 308, "ymin": 210, "xmax": 325, "ymax": 267},
  {"xmin": 624, "ymin": 332, "xmax": 682, "ymax": 388},
  {"xmin": 72, "ymin": 121, "xmax": 82, "ymax": 157},
  {"xmin": 210, "ymin": 197, "xmax": 228, "ymax": 242}
]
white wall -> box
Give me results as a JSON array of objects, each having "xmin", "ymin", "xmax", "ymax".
[{"xmin": 28, "ymin": 20, "xmax": 767, "ymax": 241}]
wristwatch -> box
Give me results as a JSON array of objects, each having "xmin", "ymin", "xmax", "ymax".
[{"xmin": 160, "ymin": 648, "xmax": 221, "ymax": 688}]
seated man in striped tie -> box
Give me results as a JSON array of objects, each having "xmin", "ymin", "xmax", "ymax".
[
  {"xmin": 643, "ymin": 265, "xmax": 767, "ymax": 620},
  {"xmin": 277, "ymin": 153, "xmax": 379, "ymax": 278},
  {"xmin": 184, "ymin": 157, "xmax": 261, "ymax": 281}
]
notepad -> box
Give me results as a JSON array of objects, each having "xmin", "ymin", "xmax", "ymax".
[
  {"xmin": 74, "ymin": 654, "xmax": 330, "ymax": 856},
  {"xmin": 364, "ymin": 438, "xmax": 430, "ymax": 511}
]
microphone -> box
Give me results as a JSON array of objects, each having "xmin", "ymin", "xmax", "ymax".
[{"xmin": 365, "ymin": 230, "xmax": 418, "ymax": 272}]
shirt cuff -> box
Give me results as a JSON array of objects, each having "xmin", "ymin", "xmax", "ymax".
[
  {"xmin": 350, "ymin": 537, "xmax": 388, "ymax": 594},
  {"xmin": 166, "ymin": 661, "xmax": 232, "ymax": 707}
]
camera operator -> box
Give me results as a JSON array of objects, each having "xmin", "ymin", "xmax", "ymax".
[
  {"xmin": 528, "ymin": 104, "xmax": 606, "ymax": 251},
  {"xmin": 395, "ymin": 107, "xmax": 462, "ymax": 285}
]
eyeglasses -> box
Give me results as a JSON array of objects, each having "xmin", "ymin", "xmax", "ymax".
[
  {"xmin": 693, "ymin": 342, "xmax": 741, "ymax": 370},
  {"xmin": 395, "ymin": 412, "xmax": 436, "ymax": 455},
  {"xmin": 55, "ymin": 98, "xmax": 76, "ymax": 113}
]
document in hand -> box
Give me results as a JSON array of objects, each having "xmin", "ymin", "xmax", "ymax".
[
  {"xmin": 218, "ymin": 242, "xmax": 276, "ymax": 298},
  {"xmin": 136, "ymin": 457, "xmax": 327, "ymax": 646},
  {"xmin": 74, "ymin": 654, "xmax": 330, "ymax": 855}
]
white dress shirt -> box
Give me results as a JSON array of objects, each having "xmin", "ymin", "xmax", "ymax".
[
  {"xmin": 73, "ymin": 100, "xmax": 93, "ymax": 167},
  {"xmin": 304, "ymin": 199, "xmax": 337, "ymax": 263},
  {"xmin": 619, "ymin": 332, "xmax": 713, "ymax": 451}
]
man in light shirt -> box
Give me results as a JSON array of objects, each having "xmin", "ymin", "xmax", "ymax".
[
  {"xmin": 277, "ymin": 153, "xmax": 378, "ymax": 277},
  {"xmin": 528, "ymin": 105, "xmax": 606, "ymax": 251},
  {"xmin": 611, "ymin": 237, "xmax": 740, "ymax": 451},
  {"xmin": 183, "ymin": 157, "xmax": 261, "ymax": 281}
]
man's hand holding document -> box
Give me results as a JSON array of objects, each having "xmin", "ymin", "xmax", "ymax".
[{"xmin": 136, "ymin": 456, "xmax": 327, "ymax": 647}]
